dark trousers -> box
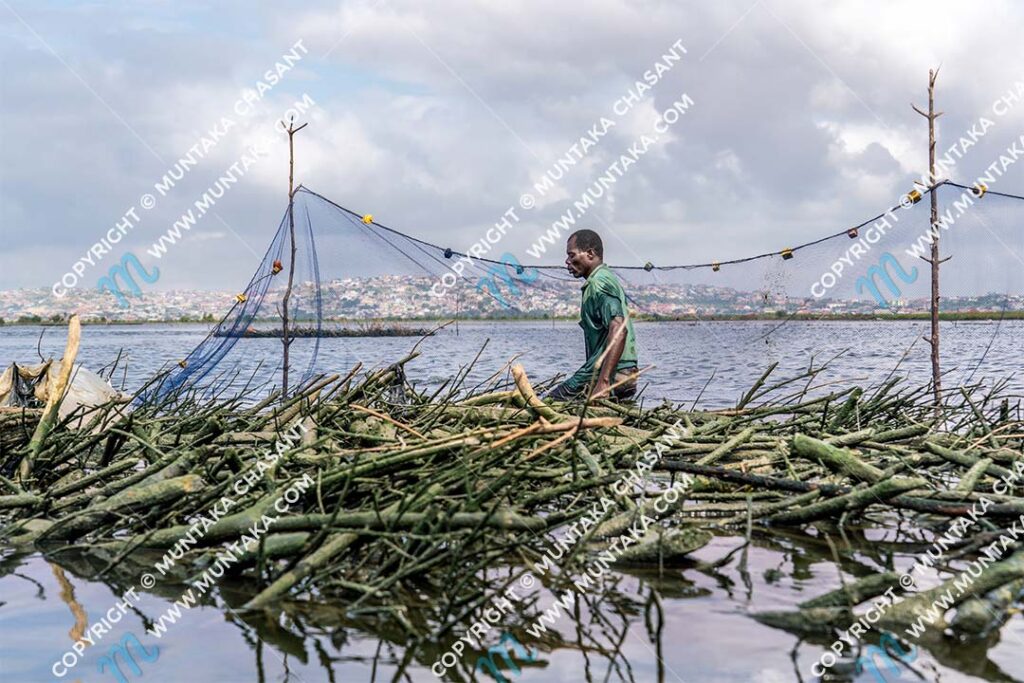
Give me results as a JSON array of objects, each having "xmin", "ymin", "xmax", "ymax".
[{"xmin": 546, "ymin": 367, "xmax": 638, "ymax": 402}]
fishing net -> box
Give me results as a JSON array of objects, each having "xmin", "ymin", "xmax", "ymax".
[{"xmin": 143, "ymin": 181, "xmax": 1024, "ymax": 403}]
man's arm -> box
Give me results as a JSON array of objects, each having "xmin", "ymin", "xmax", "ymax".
[{"xmin": 590, "ymin": 316, "xmax": 626, "ymax": 398}]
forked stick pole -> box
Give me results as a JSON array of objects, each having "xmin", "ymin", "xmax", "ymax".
[
  {"xmin": 280, "ymin": 118, "xmax": 308, "ymax": 399},
  {"xmin": 912, "ymin": 68, "xmax": 944, "ymax": 412}
]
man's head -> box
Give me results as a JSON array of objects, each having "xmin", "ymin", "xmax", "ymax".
[{"xmin": 566, "ymin": 229, "xmax": 603, "ymax": 278}]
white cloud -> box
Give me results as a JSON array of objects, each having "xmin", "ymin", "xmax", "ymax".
[{"xmin": 2, "ymin": 0, "xmax": 1022, "ymax": 293}]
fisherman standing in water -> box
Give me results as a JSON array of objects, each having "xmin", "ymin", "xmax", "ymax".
[{"xmin": 545, "ymin": 229, "xmax": 639, "ymax": 401}]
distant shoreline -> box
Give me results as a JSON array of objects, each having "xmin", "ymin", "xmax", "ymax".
[{"xmin": 4, "ymin": 310, "xmax": 1023, "ymax": 327}]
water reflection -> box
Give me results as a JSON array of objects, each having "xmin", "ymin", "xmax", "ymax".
[{"xmin": 3, "ymin": 515, "xmax": 1022, "ymax": 682}]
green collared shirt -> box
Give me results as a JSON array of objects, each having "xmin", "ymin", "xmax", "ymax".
[{"xmin": 562, "ymin": 264, "xmax": 638, "ymax": 391}]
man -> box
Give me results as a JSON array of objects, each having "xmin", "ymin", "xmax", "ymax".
[{"xmin": 545, "ymin": 229, "xmax": 639, "ymax": 401}]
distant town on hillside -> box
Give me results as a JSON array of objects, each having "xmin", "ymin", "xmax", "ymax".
[{"xmin": 2, "ymin": 275, "xmax": 1022, "ymax": 324}]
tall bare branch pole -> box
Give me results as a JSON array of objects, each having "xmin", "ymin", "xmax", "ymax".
[
  {"xmin": 912, "ymin": 69, "xmax": 944, "ymax": 410},
  {"xmin": 281, "ymin": 118, "xmax": 308, "ymax": 398}
]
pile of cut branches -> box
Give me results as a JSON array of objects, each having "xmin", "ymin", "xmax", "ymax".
[{"xmin": 1, "ymin": 347, "xmax": 1021, "ymax": 656}]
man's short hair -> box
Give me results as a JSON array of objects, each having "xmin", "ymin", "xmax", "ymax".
[{"xmin": 568, "ymin": 229, "xmax": 603, "ymax": 258}]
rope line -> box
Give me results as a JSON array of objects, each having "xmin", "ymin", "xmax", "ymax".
[
  {"xmin": 295, "ymin": 181, "xmax": 1008, "ymax": 273},
  {"xmin": 945, "ymin": 181, "xmax": 1024, "ymax": 201}
]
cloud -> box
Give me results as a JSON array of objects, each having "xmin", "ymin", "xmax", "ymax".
[{"xmin": 2, "ymin": 0, "xmax": 1022, "ymax": 295}]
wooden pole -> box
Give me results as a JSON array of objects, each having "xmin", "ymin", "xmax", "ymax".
[
  {"xmin": 912, "ymin": 69, "xmax": 945, "ymax": 410},
  {"xmin": 281, "ymin": 118, "xmax": 308, "ymax": 399}
]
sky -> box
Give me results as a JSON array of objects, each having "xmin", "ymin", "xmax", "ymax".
[{"xmin": 1, "ymin": 0, "xmax": 1023, "ymax": 294}]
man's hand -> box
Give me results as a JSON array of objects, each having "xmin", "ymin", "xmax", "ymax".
[{"xmin": 590, "ymin": 378, "xmax": 612, "ymax": 399}]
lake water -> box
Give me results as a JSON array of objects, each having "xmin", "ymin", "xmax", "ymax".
[
  {"xmin": 1, "ymin": 319, "xmax": 1022, "ymax": 407},
  {"xmin": 1, "ymin": 321, "xmax": 1022, "ymax": 682}
]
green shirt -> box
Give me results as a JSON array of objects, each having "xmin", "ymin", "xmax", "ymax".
[{"xmin": 563, "ymin": 264, "xmax": 638, "ymax": 391}]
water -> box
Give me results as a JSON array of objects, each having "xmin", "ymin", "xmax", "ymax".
[
  {"xmin": 1, "ymin": 321, "xmax": 1022, "ymax": 682},
  {"xmin": 4, "ymin": 526, "xmax": 1024, "ymax": 682},
  {"xmin": 1, "ymin": 319, "xmax": 1021, "ymax": 406}
]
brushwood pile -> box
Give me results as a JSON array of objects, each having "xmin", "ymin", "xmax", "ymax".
[{"xmin": 1, "ymin": 353, "xmax": 1022, "ymax": 655}]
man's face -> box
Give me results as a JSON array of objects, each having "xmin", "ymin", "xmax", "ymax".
[{"xmin": 565, "ymin": 237, "xmax": 596, "ymax": 278}]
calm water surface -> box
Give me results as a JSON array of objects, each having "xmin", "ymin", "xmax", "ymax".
[{"xmin": 1, "ymin": 319, "xmax": 1021, "ymax": 406}]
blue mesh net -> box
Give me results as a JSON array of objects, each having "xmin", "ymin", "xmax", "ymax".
[{"xmin": 141, "ymin": 181, "xmax": 1024, "ymax": 403}]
